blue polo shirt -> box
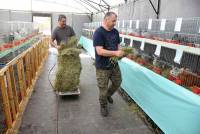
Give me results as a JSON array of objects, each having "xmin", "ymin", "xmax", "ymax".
[{"xmin": 93, "ymin": 26, "xmax": 120, "ymax": 69}]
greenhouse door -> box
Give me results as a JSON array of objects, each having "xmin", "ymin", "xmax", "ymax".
[{"xmin": 32, "ymin": 13, "xmax": 52, "ymax": 35}]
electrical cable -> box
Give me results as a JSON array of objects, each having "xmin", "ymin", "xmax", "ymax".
[{"xmin": 47, "ymin": 57, "xmax": 59, "ymax": 134}]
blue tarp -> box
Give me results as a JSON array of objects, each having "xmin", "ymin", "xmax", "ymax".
[
  {"xmin": 79, "ymin": 36, "xmax": 200, "ymax": 134},
  {"xmin": 79, "ymin": 36, "xmax": 95, "ymax": 58},
  {"xmin": 119, "ymin": 58, "xmax": 200, "ymax": 134}
]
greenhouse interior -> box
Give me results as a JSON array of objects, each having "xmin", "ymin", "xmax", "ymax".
[{"xmin": 0, "ymin": 0, "xmax": 200, "ymax": 134}]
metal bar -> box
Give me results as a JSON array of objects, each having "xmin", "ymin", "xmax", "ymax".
[
  {"xmin": 99, "ymin": 0, "xmax": 106, "ymax": 15},
  {"xmin": 148, "ymin": 0, "xmax": 157, "ymax": 15},
  {"xmin": 99, "ymin": 0, "xmax": 108, "ymax": 11},
  {"xmin": 74, "ymin": 0, "xmax": 93, "ymax": 13},
  {"xmin": 34, "ymin": 0, "xmax": 90, "ymax": 13},
  {"xmin": 85, "ymin": 0, "xmax": 108, "ymax": 8},
  {"xmin": 81, "ymin": 0, "xmax": 100, "ymax": 10},
  {"xmin": 148, "ymin": 0, "xmax": 160, "ymax": 19},
  {"xmin": 0, "ymin": 9, "xmax": 90, "ymax": 15},
  {"xmin": 101, "ymin": 0, "xmax": 110, "ymax": 7},
  {"xmin": 80, "ymin": 0, "xmax": 100, "ymax": 11},
  {"xmin": 157, "ymin": 0, "xmax": 161, "ymax": 19}
]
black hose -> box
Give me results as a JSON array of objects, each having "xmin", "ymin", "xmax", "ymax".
[{"xmin": 47, "ymin": 59, "xmax": 59, "ymax": 134}]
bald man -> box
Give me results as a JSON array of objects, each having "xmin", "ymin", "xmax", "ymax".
[{"xmin": 93, "ymin": 12, "xmax": 124, "ymax": 117}]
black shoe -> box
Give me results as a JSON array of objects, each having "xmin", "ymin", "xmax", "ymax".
[
  {"xmin": 100, "ymin": 105, "xmax": 108, "ymax": 117},
  {"xmin": 107, "ymin": 96, "xmax": 113, "ymax": 104}
]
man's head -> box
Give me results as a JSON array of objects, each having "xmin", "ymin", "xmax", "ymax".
[
  {"xmin": 58, "ymin": 14, "xmax": 66, "ymax": 28},
  {"xmin": 103, "ymin": 12, "xmax": 117, "ymax": 30}
]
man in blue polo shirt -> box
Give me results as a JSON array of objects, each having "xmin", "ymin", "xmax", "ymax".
[{"xmin": 93, "ymin": 12, "xmax": 124, "ymax": 117}]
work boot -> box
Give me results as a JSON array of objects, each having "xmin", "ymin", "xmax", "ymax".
[
  {"xmin": 100, "ymin": 105, "xmax": 108, "ymax": 117},
  {"xmin": 107, "ymin": 96, "xmax": 113, "ymax": 104}
]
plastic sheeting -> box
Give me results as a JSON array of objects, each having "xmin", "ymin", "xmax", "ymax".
[
  {"xmin": 79, "ymin": 36, "xmax": 95, "ymax": 58},
  {"xmin": 0, "ymin": 0, "xmax": 124, "ymax": 13},
  {"xmin": 79, "ymin": 36, "xmax": 200, "ymax": 134}
]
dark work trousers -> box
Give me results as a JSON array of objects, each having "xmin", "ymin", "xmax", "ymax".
[{"xmin": 96, "ymin": 65, "xmax": 122, "ymax": 106}]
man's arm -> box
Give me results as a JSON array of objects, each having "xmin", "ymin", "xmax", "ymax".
[
  {"xmin": 50, "ymin": 38, "xmax": 56, "ymax": 47},
  {"xmin": 96, "ymin": 46, "xmax": 124, "ymax": 57},
  {"xmin": 94, "ymin": 30, "xmax": 123, "ymax": 57},
  {"xmin": 51, "ymin": 29, "xmax": 60, "ymax": 49},
  {"xmin": 50, "ymin": 38, "xmax": 59, "ymax": 48},
  {"xmin": 117, "ymin": 30, "xmax": 121, "ymax": 50}
]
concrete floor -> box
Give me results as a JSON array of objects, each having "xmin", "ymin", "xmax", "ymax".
[{"xmin": 19, "ymin": 50, "xmax": 152, "ymax": 134}]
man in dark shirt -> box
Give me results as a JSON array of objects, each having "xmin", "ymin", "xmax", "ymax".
[
  {"xmin": 93, "ymin": 12, "xmax": 124, "ymax": 117},
  {"xmin": 51, "ymin": 14, "xmax": 75, "ymax": 49}
]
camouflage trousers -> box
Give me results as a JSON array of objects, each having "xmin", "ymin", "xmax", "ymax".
[{"xmin": 96, "ymin": 65, "xmax": 122, "ymax": 106}]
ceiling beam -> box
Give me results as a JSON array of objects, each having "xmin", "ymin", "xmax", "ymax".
[
  {"xmin": 74, "ymin": 0, "xmax": 93, "ymax": 13},
  {"xmin": 148, "ymin": 0, "xmax": 161, "ymax": 19},
  {"xmin": 101, "ymin": 0, "xmax": 110, "ymax": 7},
  {"xmin": 33, "ymin": 0, "xmax": 92, "ymax": 13},
  {"xmin": 79, "ymin": 0, "xmax": 100, "ymax": 12},
  {"xmin": 85, "ymin": 0, "xmax": 109, "ymax": 9}
]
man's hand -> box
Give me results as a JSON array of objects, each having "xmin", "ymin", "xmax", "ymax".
[
  {"xmin": 114, "ymin": 50, "xmax": 124, "ymax": 57},
  {"xmin": 96, "ymin": 46, "xmax": 125, "ymax": 57},
  {"xmin": 51, "ymin": 39, "xmax": 57, "ymax": 48},
  {"xmin": 56, "ymin": 45, "xmax": 61, "ymax": 50},
  {"xmin": 51, "ymin": 43, "xmax": 60, "ymax": 50}
]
